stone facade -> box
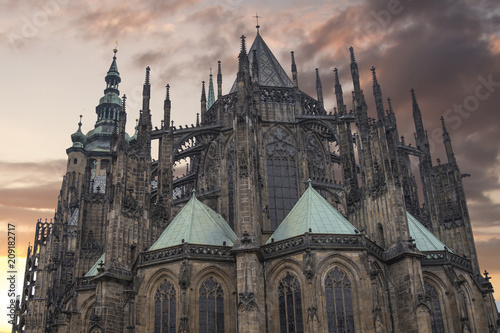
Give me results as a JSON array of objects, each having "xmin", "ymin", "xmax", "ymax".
[{"xmin": 13, "ymin": 29, "xmax": 499, "ymax": 333}]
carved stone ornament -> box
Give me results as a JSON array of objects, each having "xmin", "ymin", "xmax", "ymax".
[
  {"xmin": 303, "ymin": 250, "xmax": 316, "ymax": 281},
  {"xmin": 178, "ymin": 259, "xmax": 192, "ymax": 290}
]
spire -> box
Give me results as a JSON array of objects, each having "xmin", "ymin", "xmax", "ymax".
[
  {"xmin": 411, "ymin": 89, "xmax": 425, "ymax": 138},
  {"xmin": 142, "ymin": 66, "xmax": 151, "ymax": 117},
  {"xmin": 334, "ymin": 68, "xmax": 345, "ymax": 114},
  {"xmin": 105, "ymin": 48, "xmax": 121, "ymax": 94},
  {"xmin": 208, "ymin": 69, "xmax": 215, "ymax": 109},
  {"xmin": 217, "ymin": 60, "xmax": 222, "ymax": 98},
  {"xmin": 237, "ymin": 35, "xmax": 249, "ymax": 80},
  {"xmin": 371, "ymin": 66, "xmax": 385, "ymax": 123},
  {"xmin": 252, "ymin": 49, "xmax": 259, "ymax": 84},
  {"xmin": 164, "ymin": 84, "xmax": 171, "ymax": 128},
  {"xmin": 315, "ymin": 68, "xmax": 324, "ymax": 108},
  {"xmin": 291, "ymin": 51, "xmax": 298, "ymax": 88},
  {"xmin": 201, "ymin": 81, "xmax": 207, "ymax": 114},
  {"xmin": 441, "ymin": 116, "xmax": 456, "ymax": 164},
  {"xmin": 349, "ymin": 46, "xmax": 361, "ymax": 96}
]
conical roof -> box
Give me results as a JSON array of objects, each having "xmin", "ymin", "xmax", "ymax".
[
  {"xmin": 230, "ymin": 33, "xmax": 293, "ymax": 92},
  {"xmin": 267, "ymin": 182, "xmax": 358, "ymax": 244},
  {"xmin": 149, "ymin": 193, "xmax": 237, "ymax": 250},
  {"xmin": 407, "ymin": 212, "xmax": 452, "ymax": 252}
]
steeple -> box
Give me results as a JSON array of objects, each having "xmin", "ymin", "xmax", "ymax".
[
  {"xmin": 441, "ymin": 116, "xmax": 456, "ymax": 164},
  {"xmin": 217, "ymin": 60, "xmax": 222, "ymax": 98},
  {"xmin": 201, "ymin": 81, "xmax": 207, "ymax": 115},
  {"xmin": 371, "ymin": 66, "xmax": 386, "ymax": 123},
  {"xmin": 164, "ymin": 84, "xmax": 171, "ymax": 128},
  {"xmin": 85, "ymin": 48, "xmax": 124, "ymax": 152},
  {"xmin": 315, "ymin": 68, "xmax": 324, "ymax": 108},
  {"xmin": 208, "ymin": 69, "xmax": 215, "ymax": 109},
  {"xmin": 291, "ymin": 51, "xmax": 298, "ymax": 88}
]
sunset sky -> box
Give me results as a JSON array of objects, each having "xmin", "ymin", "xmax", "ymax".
[{"xmin": 1, "ymin": 0, "xmax": 500, "ymax": 330}]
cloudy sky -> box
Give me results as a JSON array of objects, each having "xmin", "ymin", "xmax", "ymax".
[{"xmin": 1, "ymin": 0, "xmax": 499, "ymax": 329}]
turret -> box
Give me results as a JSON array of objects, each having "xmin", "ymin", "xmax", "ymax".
[{"xmin": 70, "ymin": 115, "xmax": 86, "ymax": 148}]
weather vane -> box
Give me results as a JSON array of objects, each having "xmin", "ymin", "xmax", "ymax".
[{"xmin": 114, "ymin": 40, "xmax": 118, "ymax": 53}]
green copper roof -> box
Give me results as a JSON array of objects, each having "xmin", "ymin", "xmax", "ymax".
[
  {"xmin": 230, "ymin": 33, "xmax": 293, "ymax": 93},
  {"xmin": 407, "ymin": 212, "xmax": 452, "ymax": 252},
  {"xmin": 266, "ymin": 183, "xmax": 358, "ymax": 244},
  {"xmin": 84, "ymin": 253, "xmax": 105, "ymax": 277},
  {"xmin": 149, "ymin": 194, "xmax": 237, "ymax": 250}
]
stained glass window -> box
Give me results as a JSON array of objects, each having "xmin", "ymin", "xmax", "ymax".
[
  {"xmin": 325, "ymin": 267, "xmax": 355, "ymax": 333},
  {"xmin": 266, "ymin": 128, "xmax": 299, "ymax": 230},
  {"xmin": 199, "ymin": 276, "xmax": 225, "ymax": 333},
  {"xmin": 424, "ymin": 282, "xmax": 445, "ymax": 333},
  {"xmin": 154, "ymin": 279, "xmax": 176, "ymax": 333},
  {"xmin": 278, "ymin": 272, "xmax": 304, "ymax": 333}
]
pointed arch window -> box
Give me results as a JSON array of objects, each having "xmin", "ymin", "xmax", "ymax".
[
  {"xmin": 199, "ymin": 276, "xmax": 225, "ymax": 333},
  {"xmin": 306, "ymin": 134, "xmax": 326, "ymax": 181},
  {"xmin": 278, "ymin": 272, "xmax": 304, "ymax": 333},
  {"xmin": 154, "ymin": 279, "xmax": 176, "ymax": 333},
  {"xmin": 424, "ymin": 282, "xmax": 445, "ymax": 333},
  {"xmin": 325, "ymin": 267, "xmax": 355, "ymax": 333},
  {"xmin": 266, "ymin": 128, "xmax": 299, "ymax": 230}
]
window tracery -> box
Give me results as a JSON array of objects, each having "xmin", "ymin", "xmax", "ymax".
[
  {"xmin": 266, "ymin": 128, "xmax": 299, "ymax": 229},
  {"xmin": 278, "ymin": 272, "xmax": 304, "ymax": 333},
  {"xmin": 199, "ymin": 276, "xmax": 225, "ymax": 333},
  {"xmin": 424, "ymin": 282, "xmax": 445, "ymax": 333},
  {"xmin": 154, "ymin": 279, "xmax": 176, "ymax": 333},
  {"xmin": 325, "ymin": 267, "xmax": 355, "ymax": 333}
]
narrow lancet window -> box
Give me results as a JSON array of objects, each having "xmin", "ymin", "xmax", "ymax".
[
  {"xmin": 199, "ymin": 276, "xmax": 225, "ymax": 333},
  {"xmin": 278, "ymin": 271, "xmax": 304, "ymax": 333},
  {"xmin": 154, "ymin": 279, "xmax": 176, "ymax": 333},
  {"xmin": 325, "ymin": 267, "xmax": 355, "ymax": 333},
  {"xmin": 424, "ymin": 282, "xmax": 445, "ymax": 333}
]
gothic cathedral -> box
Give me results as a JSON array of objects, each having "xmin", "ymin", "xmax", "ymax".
[{"xmin": 13, "ymin": 27, "xmax": 499, "ymax": 333}]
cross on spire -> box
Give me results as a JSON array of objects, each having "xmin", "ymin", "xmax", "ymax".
[{"xmin": 254, "ymin": 13, "xmax": 261, "ymax": 34}]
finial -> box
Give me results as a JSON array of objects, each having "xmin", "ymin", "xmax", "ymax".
[
  {"xmin": 349, "ymin": 46, "xmax": 356, "ymax": 63},
  {"xmin": 291, "ymin": 51, "xmax": 296, "ymax": 64},
  {"xmin": 410, "ymin": 88, "xmax": 417, "ymax": 104},
  {"xmin": 210, "ymin": 67, "xmax": 212, "ymax": 76},
  {"xmin": 196, "ymin": 113, "xmax": 200, "ymax": 126},
  {"xmin": 113, "ymin": 41, "xmax": 118, "ymax": 56},
  {"xmin": 122, "ymin": 94, "xmax": 127, "ymax": 112},
  {"xmin": 240, "ymin": 35, "xmax": 247, "ymax": 54},
  {"xmin": 371, "ymin": 66, "xmax": 378, "ymax": 85},
  {"xmin": 166, "ymin": 84, "xmax": 170, "ymax": 100},
  {"xmin": 254, "ymin": 13, "xmax": 261, "ymax": 34},
  {"xmin": 387, "ymin": 97, "xmax": 393, "ymax": 113},
  {"xmin": 78, "ymin": 114, "xmax": 83, "ymax": 128},
  {"xmin": 201, "ymin": 80, "xmax": 206, "ymax": 101},
  {"xmin": 192, "ymin": 188, "xmax": 196, "ymax": 197},
  {"xmin": 307, "ymin": 178, "xmax": 312, "ymax": 187},
  {"xmin": 145, "ymin": 66, "xmax": 150, "ymax": 85},
  {"xmin": 218, "ymin": 60, "xmax": 221, "ymax": 73},
  {"xmin": 334, "ymin": 68, "xmax": 340, "ymax": 85}
]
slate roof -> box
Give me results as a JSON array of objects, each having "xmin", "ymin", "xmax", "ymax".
[
  {"xmin": 266, "ymin": 182, "xmax": 358, "ymax": 244},
  {"xmin": 230, "ymin": 33, "xmax": 293, "ymax": 92},
  {"xmin": 407, "ymin": 212, "xmax": 452, "ymax": 252},
  {"xmin": 149, "ymin": 193, "xmax": 237, "ymax": 250}
]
